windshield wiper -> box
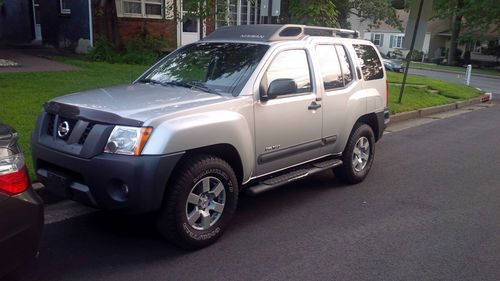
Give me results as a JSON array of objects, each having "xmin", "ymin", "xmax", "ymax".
[
  {"xmin": 185, "ymin": 81, "xmax": 222, "ymax": 96},
  {"xmin": 138, "ymin": 78, "xmax": 221, "ymax": 96},
  {"xmin": 137, "ymin": 78, "xmax": 168, "ymax": 86}
]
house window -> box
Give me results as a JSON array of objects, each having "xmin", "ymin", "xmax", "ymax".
[
  {"xmin": 117, "ymin": 0, "xmax": 163, "ymax": 18},
  {"xmin": 372, "ymin": 33, "xmax": 384, "ymax": 47},
  {"xmin": 216, "ymin": 0, "xmax": 260, "ymax": 28},
  {"xmin": 60, "ymin": 0, "xmax": 71, "ymax": 14},
  {"xmin": 390, "ymin": 35, "xmax": 404, "ymax": 48}
]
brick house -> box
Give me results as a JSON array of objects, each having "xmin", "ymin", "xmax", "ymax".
[
  {"xmin": 95, "ymin": 0, "xmax": 263, "ymax": 48},
  {"xmin": 18, "ymin": 0, "xmax": 265, "ymax": 52}
]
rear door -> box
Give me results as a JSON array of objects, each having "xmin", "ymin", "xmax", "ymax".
[{"xmin": 316, "ymin": 43, "xmax": 363, "ymax": 154}]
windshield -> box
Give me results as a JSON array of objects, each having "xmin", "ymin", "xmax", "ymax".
[{"xmin": 140, "ymin": 42, "xmax": 269, "ymax": 96}]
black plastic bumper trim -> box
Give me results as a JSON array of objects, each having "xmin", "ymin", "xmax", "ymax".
[{"xmin": 33, "ymin": 143, "xmax": 184, "ymax": 213}]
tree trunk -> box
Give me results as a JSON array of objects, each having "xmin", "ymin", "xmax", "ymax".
[
  {"xmin": 447, "ymin": 0, "xmax": 464, "ymax": 66},
  {"xmin": 98, "ymin": 0, "xmax": 120, "ymax": 46}
]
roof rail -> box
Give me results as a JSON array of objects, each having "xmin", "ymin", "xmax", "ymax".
[{"xmin": 202, "ymin": 24, "xmax": 360, "ymax": 42}]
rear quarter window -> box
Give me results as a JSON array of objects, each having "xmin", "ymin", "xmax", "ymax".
[{"xmin": 352, "ymin": 44, "xmax": 384, "ymax": 81}]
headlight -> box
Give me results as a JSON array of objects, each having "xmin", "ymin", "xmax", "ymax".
[{"xmin": 104, "ymin": 126, "xmax": 153, "ymax": 156}]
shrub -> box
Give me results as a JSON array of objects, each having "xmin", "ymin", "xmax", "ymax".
[
  {"xmin": 87, "ymin": 38, "xmax": 118, "ymax": 62},
  {"xmin": 406, "ymin": 49, "xmax": 424, "ymax": 62},
  {"xmin": 87, "ymin": 34, "xmax": 171, "ymax": 65}
]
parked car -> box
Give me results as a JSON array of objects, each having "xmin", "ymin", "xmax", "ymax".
[
  {"xmin": 381, "ymin": 53, "xmax": 405, "ymax": 72},
  {"xmin": 32, "ymin": 24, "xmax": 389, "ymax": 249},
  {"xmin": 0, "ymin": 124, "xmax": 43, "ymax": 279}
]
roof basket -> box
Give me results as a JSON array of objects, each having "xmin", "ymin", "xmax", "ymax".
[{"xmin": 202, "ymin": 24, "xmax": 360, "ymax": 42}]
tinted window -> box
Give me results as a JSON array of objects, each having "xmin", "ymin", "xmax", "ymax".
[
  {"xmin": 264, "ymin": 49, "xmax": 311, "ymax": 94},
  {"xmin": 316, "ymin": 45, "xmax": 343, "ymax": 90},
  {"xmin": 335, "ymin": 45, "xmax": 353, "ymax": 85},
  {"xmin": 143, "ymin": 43, "xmax": 269, "ymax": 95},
  {"xmin": 353, "ymin": 44, "xmax": 383, "ymax": 81}
]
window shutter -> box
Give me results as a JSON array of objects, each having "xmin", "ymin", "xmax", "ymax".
[
  {"xmin": 390, "ymin": 35, "xmax": 394, "ymax": 48},
  {"xmin": 165, "ymin": 0, "xmax": 174, "ymax": 19},
  {"xmin": 371, "ymin": 33, "xmax": 374, "ymax": 42},
  {"xmin": 380, "ymin": 34, "xmax": 384, "ymax": 47}
]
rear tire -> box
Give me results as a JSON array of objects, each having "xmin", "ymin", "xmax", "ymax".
[
  {"xmin": 157, "ymin": 155, "xmax": 238, "ymax": 250},
  {"xmin": 334, "ymin": 123, "xmax": 375, "ymax": 184}
]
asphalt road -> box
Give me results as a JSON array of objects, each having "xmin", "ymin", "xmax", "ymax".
[
  {"xmin": 408, "ymin": 68, "xmax": 500, "ymax": 97},
  {"xmin": 19, "ymin": 104, "xmax": 500, "ymax": 281}
]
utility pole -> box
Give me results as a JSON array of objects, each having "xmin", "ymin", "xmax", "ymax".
[
  {"xmin": 268, "ymin": 0, "xmax": 273, "ymax": 24},
  {"xmin": 398, "ymin": 0, "xmax": 425, "ymax": 104}
]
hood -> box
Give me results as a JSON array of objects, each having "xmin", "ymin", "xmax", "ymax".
[{"xmin": 50, "ymin": 83, "xmax": 228, "ymax": 123}]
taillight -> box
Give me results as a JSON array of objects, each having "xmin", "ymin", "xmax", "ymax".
[
  {"xmin": 0, "ymin": 154, "xmax": 29, "ymax": 195},
  {"xmin": 385, "ymin": 79, "xmax": 389, "ymax": 107}
]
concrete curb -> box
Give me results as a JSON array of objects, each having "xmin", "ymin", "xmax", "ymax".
[{"xmin": 391, "ymin": 95, "xmax": 489, "ymax": 123}]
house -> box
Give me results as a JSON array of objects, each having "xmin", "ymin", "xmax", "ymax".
[
  {"xmin": 0, "ymin": 0, "xmax": 267, "ymax": 52},
  {"xmin": 426, "ymin": 18, "xmax": 500, "ymax": 66},
  {"xmin": 349, "ymin": 9, "xmax": 431, "ymax": 58},
  {"xmin": 0, "ymin": 0, "xmax": 93, "ymax": 50},
  {"xmin": 38, "ymin": 0, "xmax": 93, "ymax": 51},
  {"xmin": 95, "ymin": 0, "xmax": 263, "ymax": 48},
  {"xmin": 0, "ymin": 0, "xmax": 35, "ymax": 44}
]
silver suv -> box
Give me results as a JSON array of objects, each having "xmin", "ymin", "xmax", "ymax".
[{"xmin": 32, "ymin": 25, "xmax": 389, "ymax": 249}]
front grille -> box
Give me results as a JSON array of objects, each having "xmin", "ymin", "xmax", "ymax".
[
  {"xmin": 39, "ymin": 111, "xmax": 112, "ymax": 159},
  {"xmin": 47, "ymin": 113, "xmax": 56, "ymax": 136},
  {"xmin": 44, "ymin": 113, "xmax": 96, "ymax": 145},
  {"xmin": 79, "ymin": 123, "xmax": 95, "ymax": 145}
]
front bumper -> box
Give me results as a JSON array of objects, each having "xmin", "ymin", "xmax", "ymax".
[
  {"xmin": 0, "ymin": 188, "xmax": 43, "ymax": 278},
  {"xmin": 33, "ymin": 142, "xmax": 184, "ymax": 213}
]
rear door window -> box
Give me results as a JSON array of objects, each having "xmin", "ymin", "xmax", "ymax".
[
  {"xmin": 335, "ymin": 45, "xmax": 353, "ymax": 85},
  {"xmin": 352, "ymin": 44, "xmax": 384, "ymax": 81},
  {"xmin": 316, "ymin": 45, "xmax": 343, "ymax": 90}
]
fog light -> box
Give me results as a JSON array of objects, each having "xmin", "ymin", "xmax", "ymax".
[{"xmin": 108, "ymin": 179, "xmax": 129, "ymax": 202}]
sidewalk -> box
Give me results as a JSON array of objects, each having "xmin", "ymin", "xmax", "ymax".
[{"xmin": 0, "ymin": 48, "xmax": 79, "ymax": 73}]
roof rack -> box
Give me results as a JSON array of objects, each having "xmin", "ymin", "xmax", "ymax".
[{"xmin": 202, "ymin": 24, "xmax": 360, "ymax": 42}]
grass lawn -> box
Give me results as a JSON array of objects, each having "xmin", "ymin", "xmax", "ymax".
[
  {"xmin": 0, "ymin": 57, "xmax": 483, "ymax": 177},
  {"xmin": 0, "ymin": 58, "xmax": 149, "ymax": 178},
  {"xmin": 388, "ymin": 85, "xmax": 456, "ymax": 114},
  {"xmin": 386, "ymin": 71, "xmax": 482, "ymax": 114},
  {"xmin": 409, "ymin": 62, "xmax": 500, "ymax": 77}
]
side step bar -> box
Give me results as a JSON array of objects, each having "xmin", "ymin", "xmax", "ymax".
[{"xmin": 246, "ymin": 159, "xmax": 343, "ymax": 196}]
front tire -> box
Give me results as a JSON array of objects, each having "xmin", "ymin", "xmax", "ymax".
[
  {"xmin": 334, "ymin": 123, "xmax": 375, "ymax": 184},
  {"xmin": 157, "ymin": 155, "xmax": 238, "ymax": 250}
]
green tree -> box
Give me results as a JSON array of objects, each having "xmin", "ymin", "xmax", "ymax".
[
  {"xmin": 288, "ymin": 0, "xmax": 339, "ymax": 27},
  {"xmin": 433, "ymin": 0, "xmax": 500, "ymax": 65},
  {"xmin": 337, "ymin": 0, "xmax": 404, "ymax": 30},
  {"xmin": 281, "ymin": 0, "xmax": 403, "ymax": 30}
]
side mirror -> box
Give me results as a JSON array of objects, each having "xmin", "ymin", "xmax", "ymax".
[{"xmin": 263, "ymin": 79, "xmax": 297, "ymax": 100}]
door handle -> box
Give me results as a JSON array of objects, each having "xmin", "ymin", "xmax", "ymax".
[{"xmin": 308, "ymin": 102, "xmax": 321, "ymax": 110}]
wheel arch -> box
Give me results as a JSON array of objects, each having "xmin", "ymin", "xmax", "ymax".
[
  {"xmin": 175, "ymin": 143, "xmax": 244, "ymax": 187},
  {"xmin": 356, "ymin": 113, "xmax": 381, "ymax": 141}
]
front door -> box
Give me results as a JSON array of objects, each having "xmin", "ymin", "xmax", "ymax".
[
  {"xmin": 178, "ymin": 0, "xmax": 201, "ymax": 46},
  {"xmin": 254, "ymin": 48, "xmax": 323, "ymax": 176},
  {"xmin": 32, "ymin": 0, "xmax": 42, "ymax": 41}
]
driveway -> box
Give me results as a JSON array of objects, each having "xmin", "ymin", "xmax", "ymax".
[
  {"xmin": 0, "ymin": 48, "xmax": 79, "ymax": 73},
  {"xmin": 19, "ymin": 103, "xmax": 500, "ymax": 281}
]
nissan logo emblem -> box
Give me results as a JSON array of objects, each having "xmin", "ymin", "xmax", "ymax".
[{"xmin": 57, "ymin": 121, "xmax": 71, "ymax": 138}]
